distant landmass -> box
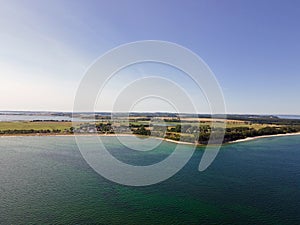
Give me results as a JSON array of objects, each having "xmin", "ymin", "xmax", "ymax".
[{"xmin": 0, "ymin": 111, "xmax": 299, "ymax": 144}]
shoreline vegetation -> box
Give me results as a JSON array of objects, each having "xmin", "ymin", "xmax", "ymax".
[
  {"xmin": 1, "ymin": 114, "xmax": 300, "ymax": 145},
  {"xmin": 1, "ymin": 132, "xmax": 300, "ymax": 146}
]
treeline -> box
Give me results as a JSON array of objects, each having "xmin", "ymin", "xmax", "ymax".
[
  {"xmin": 132, "ymin": 125, "xmax": 151, "ymax": 136},
  {"xmin": 222, "ymin": 126, "xmax": 300, "ymax": 143},
  {"xmin": 127, "ymin": 124, "xmax": 300, "ymax": 144},
  {"xmin": 226, "ymin": 115, "xmax": 300, "ymax": 126},
  {"xmin": 2, "ymin": 121, "xmax": 299, "ymax": 144},
  {"xmin": 30, "ymin": 120, "xmax": 71, "ymax": 122},
  {"xmin": 0, "ymin": 129, "xmax": 62, "ymax": 134}
]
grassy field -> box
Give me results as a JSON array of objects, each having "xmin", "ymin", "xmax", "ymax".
[
  {"xmin": 225, "ymin": 123, "xmax": 274, "ymax": 129},
  {"xmin": 0, "ymin": 121, "xmax": 72, "ymax": 131},
  {"xmin": 127, "ymin": 120, "xmax": 271, "ymax": 130},
  {"xmin": 0, "ymin": 119, "xmax": 275, "ymax": 133}
]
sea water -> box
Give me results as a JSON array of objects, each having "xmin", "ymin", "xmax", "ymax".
[{"xmin": 0, "ymin": 135, "xmax": 299, "ymax": 224}]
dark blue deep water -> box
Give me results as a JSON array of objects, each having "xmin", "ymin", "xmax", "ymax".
[{"xmin": 0, "ymin": 135, "xmax": 299, "ymax": 224}]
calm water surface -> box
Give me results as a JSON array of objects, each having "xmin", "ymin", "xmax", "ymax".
[
  {"xmin": 0, "ymin": 135, "xmax": 299, "ymax": 224},
  {"xmin": 278, "ymin": 115, "xmax": 300, "ymax": 120}
]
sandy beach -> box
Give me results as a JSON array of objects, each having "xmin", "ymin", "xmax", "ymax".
[
  {"xmin": 228, "ymin": 132, "xmax": 300, "ymax": 144},
  {"xmin": 1, "ymin": 132, "xmax": 300, "ymax": 146},
  {"xmin": 0, "ymin": 133, "xmax": 202, "ymax": 146}
]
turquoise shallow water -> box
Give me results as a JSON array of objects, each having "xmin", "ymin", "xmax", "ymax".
[{"xmin": 0, "ymin": 135, "xmax": 299, "ymax": 224}]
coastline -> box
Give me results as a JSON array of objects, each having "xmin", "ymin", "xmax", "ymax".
[
  {"xmin": 0, "ymin": 133, "xmax": 200, "ymax": 146},
  {"xmin": 1, "ymin": 132, "xmax": 300, "ymax": 146},
  {"xmin": 227, "ymin": 132, "xmax": 300, "ymax": 144}
]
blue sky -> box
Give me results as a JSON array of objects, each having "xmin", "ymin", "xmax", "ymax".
[{"xmin": 0, "ymin": 0, "xmax": 299, "ymax": 114}]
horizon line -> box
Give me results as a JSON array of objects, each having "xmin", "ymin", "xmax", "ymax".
[{"xmin": 0, "ymin": 110, "xmax": 299, "ymax": 116}]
